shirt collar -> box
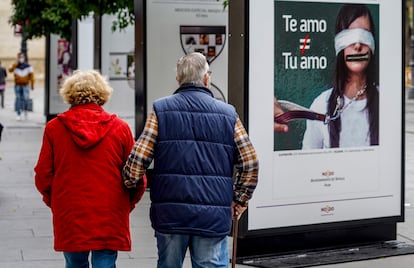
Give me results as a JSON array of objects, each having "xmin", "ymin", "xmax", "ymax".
[{"xmin": 174, "ymin": 83, "xmax": 214, "ymax": 97}]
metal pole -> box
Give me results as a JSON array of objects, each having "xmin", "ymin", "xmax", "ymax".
[
  {"xmin": 21, "ymin": 25, "xmax": 27, "ymax": 62},
  {"xmin": 409, "ymin": 0, "xmax": 414, "ymax": 98}
]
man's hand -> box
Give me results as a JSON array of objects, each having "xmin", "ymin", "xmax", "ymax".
[{"xmin": 232, "ymin": 201, "xmax": 248, "ymax": 221}]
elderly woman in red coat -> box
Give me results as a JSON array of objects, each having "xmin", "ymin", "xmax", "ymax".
[{"xmin": 34, "ymin": 70, "xmax": 146, "ymax": 268}]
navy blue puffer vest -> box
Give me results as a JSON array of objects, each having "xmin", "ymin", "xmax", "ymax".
[{"xmin": 151, "ymin": 84, "xmax": 236, "ymax": 237}]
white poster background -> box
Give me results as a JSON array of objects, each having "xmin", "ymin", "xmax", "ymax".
[
  {"xmin": 101, "ymin": 14, "xmax": 135, "ymax": 133},
  {"xmin": 77, "ymin": 15, "xmax": 95, "ymax": 71},
  {"xmin": 248, "ymin": 0, "xmax": 402, "ymax": 230},
  {"xmin": 147, "ymin": 0, "xmax": 228, "ymax": 113}
]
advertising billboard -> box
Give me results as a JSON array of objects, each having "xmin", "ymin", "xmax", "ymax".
[
  {"xmin": 247, "ymin": 0, "xmax": 403, "ymax": 231},
  {"xmin": 47, "ymin": 18, "xmax": 93, "ymax": 117},
  {"xmin": 146, "ymin": 0, "xmax": 229, "ymax": 111},
  {"xmin": 101, "ymin": 15, "xmax": 136, "ymax": 133},
  {"xmin": 47, "ymin": 34, "xmax": 72, "ymax": 115}
]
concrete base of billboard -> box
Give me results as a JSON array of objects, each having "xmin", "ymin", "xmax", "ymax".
[
  {"xmin": 237, "ymin": 240, "xmax": 414, "ymax": 268},
  {"xmin": 235, "ymin": 222, "xmax": 398, "ymax": 261}
]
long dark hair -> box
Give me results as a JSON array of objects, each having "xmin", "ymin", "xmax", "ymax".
[{"xmin": 328, "ymin": 4, "xmax": 379, "ymax": 147}]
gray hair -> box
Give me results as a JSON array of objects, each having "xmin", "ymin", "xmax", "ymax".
[{"xmin": 176, "ymin": 52, "xmax": 209, "ymax": 85}]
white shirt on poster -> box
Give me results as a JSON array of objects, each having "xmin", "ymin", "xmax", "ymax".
[{"xmin": 302, "ymin": 89, "xmax": 370, "ymax": 149}]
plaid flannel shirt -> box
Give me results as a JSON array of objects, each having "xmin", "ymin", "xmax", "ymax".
[{"xmin": 122, "ymin": 111, "xmax": 258, "ymax": 204}]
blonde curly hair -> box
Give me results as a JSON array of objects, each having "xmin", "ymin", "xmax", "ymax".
[{"xmin": 59, "ymin": 70, "xmax": 113, "ymax": 106}]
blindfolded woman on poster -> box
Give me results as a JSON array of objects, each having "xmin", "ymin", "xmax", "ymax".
[{"xmin": 301, "ymin": 4, "xmax": 379, "ymax": 149}]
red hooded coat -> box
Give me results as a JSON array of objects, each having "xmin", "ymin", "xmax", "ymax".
[{"xmin": 34, "ymin": 103, "xmax": 145, "ymax": 252}]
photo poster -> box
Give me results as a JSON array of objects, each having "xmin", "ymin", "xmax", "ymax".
[
  {"xmin": 248, "ymin": 0, "xmax": 403, "ymax": 231},
  {"xmin": 101, "ymin": 15, "xmax": 136, "ymax": 134},
  {"xmin": 48, "ymin": 34, "xmax": 71, "ymax": 114},
  {"xmin": 274, "ymin": 1, "xmax": 379, "ymax": 151},
  {"xmin": 146, "ymin": 0, "xmax": 228, "ymax": 115}
]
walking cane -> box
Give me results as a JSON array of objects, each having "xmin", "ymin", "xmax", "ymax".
[{"xmin": 232, "ymin": 211, "xmax": 239, "ymax": 268}]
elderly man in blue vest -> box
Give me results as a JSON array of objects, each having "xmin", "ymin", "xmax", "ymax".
[{"xmin": 123, "ymin": 52, "xmax": 259, "ymax": 268}]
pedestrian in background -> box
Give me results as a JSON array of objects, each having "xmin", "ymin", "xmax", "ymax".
[
  {"xmin": 123, "ymin": 52, "xmax": 259, "ymax": 268},
  {"xmin": 34, "ymin": 70, "xmax": 147, "ymax": 268},
  {"xmin": 8, "ymin": 52, "xmax": 35, "ymax": 120},
  {"xmin": 0, "ymin": 59, "xmax": 7, "ymax": 109}
]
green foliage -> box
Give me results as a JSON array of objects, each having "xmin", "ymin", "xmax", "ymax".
[
  {"xmin": 218, "ymin": 0, "xmax": 228, "ymax": 10},
  {"xmin": 111, "ymin": 7, "xmax": 135, "ymax": 32},
  {"xmin": 10, "ymin": 0, "xmax": 134, "ymax": 40}
]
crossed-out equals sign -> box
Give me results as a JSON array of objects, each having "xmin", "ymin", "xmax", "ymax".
[{"xmin": 300, "ymin": 34, "xmax": 310, "ymax": 55}]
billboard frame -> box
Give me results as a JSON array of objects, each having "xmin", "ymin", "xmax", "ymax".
[{"xmin": 229, "ymin": 0, "xmax": 405, "ymax": 257}]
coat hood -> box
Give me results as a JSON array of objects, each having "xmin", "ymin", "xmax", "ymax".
[{"xmin": 57, "ymin": 103, "xmax": 116, "ymax": 149}]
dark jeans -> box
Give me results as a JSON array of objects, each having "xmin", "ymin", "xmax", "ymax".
[
  {"xmin": 155, "ymin": 231, "xmax": 229, "ymax": 268},
  {"xmin": 63, "ymin": 250, "xmax": 118, "ymax": 268},
  {"xmin": 14, "ymin": 84, "xmax": 30, "ymax": 115}
]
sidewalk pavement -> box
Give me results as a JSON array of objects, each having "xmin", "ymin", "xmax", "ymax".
[{"xmin": 0, "ymin": 86, "xmax": 414, "ymax": 267}]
